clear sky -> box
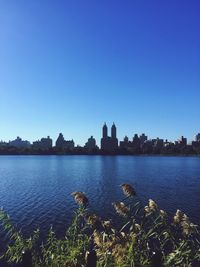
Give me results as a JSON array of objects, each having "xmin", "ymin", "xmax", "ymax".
[{"xmin": 0, "ymin": 0, "xmax": 200, "ymax": 146}]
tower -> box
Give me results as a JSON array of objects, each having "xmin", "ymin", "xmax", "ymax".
[
  {"xmin": 111, "ymin": 123, "xmax": 117, "ymax": 139},
  {"xmin": 102, "ymin": 123, "xmax": 108, "ymax": 138}
]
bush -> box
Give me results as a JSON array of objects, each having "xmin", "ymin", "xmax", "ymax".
[{"xmin": 0, "ymin": 184, "xmax": 200, "ymax": 266}]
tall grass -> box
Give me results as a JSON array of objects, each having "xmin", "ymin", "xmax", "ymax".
[{"xmin": 0, "ymin": 184, "xmax": 200, "ymax": 266}]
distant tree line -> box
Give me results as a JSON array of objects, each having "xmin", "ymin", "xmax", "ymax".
[{"xmin": 0, "ymin": 144, "xmax": 200, "ymax": 155}]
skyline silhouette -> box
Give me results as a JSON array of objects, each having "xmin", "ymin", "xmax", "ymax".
[{"xmin": 0, "ymin": 123, "xmax": 200, "ymax": 152}]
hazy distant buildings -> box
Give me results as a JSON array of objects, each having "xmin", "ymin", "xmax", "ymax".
[
  {"xmin": 56, "ymin": 133, "xmax": 65, "ymax": 148},
  {"xmin": 55, "ymin": 133, "xmax": 74, "ymax": 150},
  {"xmin": 120, "ymin": 136, "xmax": 129, "ymax": 149},
  {"xmin": 1, "ymin": 127, "xmax": 200, "ymax": 155},
  {"xmin": 101, "ymin": 123, "xmax": 118, "ymax": 151},
  {"xmin": 140, "ymin": 133, "xmax": 148, "ymax": 144},
  {"xmin": 0, "ymin": 141, "xmax": 8, "ymax": 148},
  {"xmin": 132, "ymin": 134, "xmax": 140, "ymax": 147},
  {"xmin": 175, "ymin": 136, "xmax": 187, "ymax": 147},
  {"xmin": 152, "ymin": 138, "xmax": 164, "ymax": 153},
  {"xmin": 65, "ymin": 140, "xmax": 75, "ymax": 149},
  {"xmin": 32, "ymin": 136, "xmax": 52, "ymax": 150},
  {"xmin": 195, "ymin": 133, "xmax": 200, "ymax": 142},
  {"xmin": 9, "ymin": 137, "xmax": 31, "ymax": 148},
  {"xmin": 120, "ymin": 133, "xmax": 148, "ymax": 153},
  {"xmin": 85, "ymin": 136, "xmax": 97, "ymax": 150}
]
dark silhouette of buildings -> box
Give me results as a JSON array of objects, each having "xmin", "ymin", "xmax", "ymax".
[
  {"xmin": 101, "ymin": 123, "xmax": 118, "ymax": 152},
  {"xmin": 9, "ymin": 137, "xmax": 31, "ymax": 148},
  {"xmin": 175, "ymin": 136, "xmax": 187, "ymax": 146},
  {"xmin": 140, "ymin": 133, "xmax": 148, "ymax": 144},
  {"xmin": 195, "ymin": 133, "xmax": 200, "ymax": 142},
  {"xmin": 32, "ymin": 136, "xmax": 53, "ymax": 150},
  {"xmin": 120, "ymin": 133, "xmax": 148, "ymax": 153},
  {"xmin": 120, "ymin": 136, "xmax": 129, "ymax": 149},
  {"xmin": 55, "ymin": 133, "xmax": 74, "ymax": 150},
  {"xmin": 1, "ymin": 125, "xmax": 200, "ymax": 155},
  {"xmin": 192, "ymin": 134, "xmax": 200, "ymax": 154},
  {"xmin": 85, "ymin": 136, "xmax": 97, "ymax": 150}
]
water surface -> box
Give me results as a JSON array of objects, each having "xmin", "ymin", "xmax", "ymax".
[{"xmin": 0, "ymin": 155, "xmax": 200, "ymax": 239}]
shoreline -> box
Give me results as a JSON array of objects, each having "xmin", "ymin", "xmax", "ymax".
[{"xmin": 0, "ymin": 153, "xmax": 200, "ymax": 157}]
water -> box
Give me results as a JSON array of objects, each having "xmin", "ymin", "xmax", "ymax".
[{"xmin": 0, "ymin": 155, "xmax": 200, "ymax": 240}]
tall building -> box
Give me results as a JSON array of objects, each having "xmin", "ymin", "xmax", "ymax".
[
  {"xmin": 32, "ymin": 136, "xmax": 52, "ymax": 150},
  {"xmin": 132, "ymin": 134, "xmax": 141, "ymax": 147},
  {"xmin": 85, "ymin": 136, "xmax": 97, "ymax": 150},
  {"xmin": 56, "ymin": 133, "xmax": 65, "ymax": 148},
  {"xmin": 140, "ymin": 133, "xmax": 148, "ymax": 144},
  {"xmin": 153, "ymin": 138, "xmax": 164, "ymax": 149},
  {"xmin": 101, "ymin": 123, "xmax": 118, "ymax": 151},
  {"xmin": 9, "ymin": 137, "xmax": 31, "ymax": 148},
  {"xmin": 120, "ymin": 136, "xmax": 129, "ymax": 149},
  {"xmin": 178, "ymin": 136, "xmax": 187, "ymax": 146},
  {"xmin": 195, "ymin": 133, "xmax": 200, "ymax": 142},
  {"xmin": 55, "ymin": 133, "xmax": 74, "ymax": 149},
  {"xmin": 111, "ymin": 123, "xmax": 116, "ymax": 138},
  {"xmin": 103, "ymin": 123, "xmax": 108, "ymax": 138},
  {"xmin": 65, "ymin": 140, "xmax": 75, "ymax": 149}
]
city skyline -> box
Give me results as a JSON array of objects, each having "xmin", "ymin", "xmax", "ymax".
[
  {"xmin": 1, "ymin": 123, "xmax": 200, "ymax": 155},
  {"xmin": 1, "ymin": 122, "xmax": 200, "ymax": 147},
  {"xmin": 1, "ymin": 1, "xmax": 200, "ymax": 145}
]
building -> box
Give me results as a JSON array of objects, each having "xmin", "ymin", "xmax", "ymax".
[
  {"xmin": 55, "ymin": 133, "xmax": 65, "ymax": 148},
  {"xmin": 65, "ymin": 140, "xmax": 75, "ymax": 149},
  {"xmin": 195, "ymin": 133, "xmax": 200, "ymax": 142},
  {"xmin": 153, "ymin": 138, "xmax": 164, "ymax": 149},
  {"xmin": 32, "ymin": 136, "xmax": 52, "ymax": 150},
  {"xmin": 132, "ymin": 134, "xmax": 141, "ymax": 148},
  {"xmin": 55, "ymin": 133, "xmax": 74, "ymax": 150},
  {"xmin": 101, "ymin": 123, "xmax": 118, "ymax": 151},
  {"xmin": 120, "ymin": 136, "xmax": 129, "ymax": 149},
  {"xmin": 85, "ymin": 136, "xmax": 96, "ymax": 150},
  {"xmin": 176, "ymin": 136, "xmax": 187, "ymax": 146},
  {"xmin": 9, "ymin": 137, "xmax": 31, "ymax": 148},
  {"xmin": 140, "ymin": 133, "xmax": 148, "ymax": 144}
]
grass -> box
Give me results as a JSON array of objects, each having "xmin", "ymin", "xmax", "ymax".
[{"xmin": 0, "ymin": 184, "xmax": 200, "ymax": 267}]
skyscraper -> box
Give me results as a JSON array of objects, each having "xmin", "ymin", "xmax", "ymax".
[
  {"xmin": 103, "ymin": 123, "xmax": 108, "ymax": 138},
  {"xmin": 111, "ymin": 123, "xmax": 116, "ymax": 139},
  {"xmin": 101, "ymin": 123, "xmax": 118, "ymax": 152}
]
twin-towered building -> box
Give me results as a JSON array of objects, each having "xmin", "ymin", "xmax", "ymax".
[{"xmin": 101, "ymin": 123, "xmax": 118, "ymax": 151}]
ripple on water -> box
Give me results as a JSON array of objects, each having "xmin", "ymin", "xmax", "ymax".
[{"xmin": 0, "ymin": 155, "xmax": 200, "ymax": 239}]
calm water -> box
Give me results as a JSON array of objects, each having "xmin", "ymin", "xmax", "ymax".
[{"xmin": 0, "ymin": 155, "xmax": 200, "ymax": 239}]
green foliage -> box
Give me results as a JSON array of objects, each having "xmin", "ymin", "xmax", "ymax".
[
  {"xmin": 0, "ymin": 189, "xmax": 200, "ymax": 267},
  {"xmin": 0, "ymin": 209, "xmax": 39, "ymax": 263}
]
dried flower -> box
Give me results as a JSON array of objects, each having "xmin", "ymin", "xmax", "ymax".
[
  {"xmin": 113, "ymin": 202, "xmax": 130, "ymax": 217},
  {"xmin": 144, "ymin": 205, "xmax": 151, "ymax": 214},
  {"xmin": 134, "ymin": 223, "xmax": 141, "ymax": 233},
  {"xmin": 102, "ymin": 220, "xmax": 112, "ymax": 229},
  {"xmin": 148, "ymin": 199, "xmax": 158, "ymax": 211},
  {"xmin": 84, "ymin": 213, "xmax": 99, "ymax": 224},
  {"xmin": 120, "ymin": 184, "xmax": 136, "ymax": 197},
  {"xmin": 173, "ymin": 210, "xmax": 196, "ymax": 236},
  {"xmin": 173, "ymin": 209, "xmax": 183, "ymax": 224},
  {"xmin": 181, "ymin": 221, "xmax": 196, "ymax": 236},
  {"xmin": 93, "ymin": 230, "xmax": 102, "ymax": 247},
  {"xmin": 160, "ymin": 209, "xmax": 167, "ymax": 218},
  {"xmin": 71, "ymin": 191, "xmax": 88, "ymax": 206},
  {"xmin": 182, "ymin": 214, "xmax": 190, "ymax": 224}
]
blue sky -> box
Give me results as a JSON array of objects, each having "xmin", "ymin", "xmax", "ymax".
[{"xmin": 0, "ymin": 0, "xmax": 200, "ymax": 146}]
